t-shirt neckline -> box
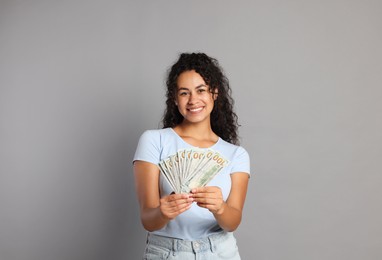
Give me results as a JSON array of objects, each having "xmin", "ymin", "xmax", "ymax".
[{"xmin": 168, "ymin": 128, "xmax": 221, "ymax": 149}]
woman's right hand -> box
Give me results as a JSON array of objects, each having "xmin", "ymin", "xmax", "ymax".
[
  {"xmin": 160, "ymin": 193, "xmax": 193, "ymax": 220},
  {"xmin": 134, "ymin": 160, "xmax": 193, "ymax": 231}
]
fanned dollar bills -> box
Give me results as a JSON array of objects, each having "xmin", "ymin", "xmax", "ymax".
[{"xmin": 158, "ymin": 148, "xmax": 230, "ymax": 193}]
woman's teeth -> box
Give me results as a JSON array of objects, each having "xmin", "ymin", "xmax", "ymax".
[{"xmin": 189, "ymin": 107, "xmax": 203, "ymax": 112}]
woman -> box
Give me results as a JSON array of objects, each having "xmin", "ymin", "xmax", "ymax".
[{"xmin": 133, "ymin": 53, "xmax": 250, "ymax": 259}]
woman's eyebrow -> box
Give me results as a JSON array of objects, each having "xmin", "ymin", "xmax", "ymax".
[{"xmin": 178, "ymin": 84, "xmax": 207, "ymax": 91}]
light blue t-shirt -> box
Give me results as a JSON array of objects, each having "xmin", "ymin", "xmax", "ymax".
[{"xmin": 133, "ymin": 128, "xmax": 250, "ymax": 240}]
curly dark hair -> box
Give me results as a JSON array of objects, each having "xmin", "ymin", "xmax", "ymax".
[{"xmin": 162, "ymin": 52, "xmax": 240, "ymax": 145}]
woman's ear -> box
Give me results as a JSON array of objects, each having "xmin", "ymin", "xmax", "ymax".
[{"xmin": 213, "ymin": 88, "xmax": 218, "ymax": 100}]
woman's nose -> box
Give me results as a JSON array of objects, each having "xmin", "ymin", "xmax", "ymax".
[{"xmin": 187, "ymin": 92, "xmax": 197, "ymax": 104}]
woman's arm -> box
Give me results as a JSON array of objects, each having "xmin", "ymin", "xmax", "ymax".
[
  {"xmin": 190, "ymin": 172, "xmax": 249, "ymax": 231},
  {"xmin": 134, "ymin": 160, "xmax": 193, "ymax": 231}
]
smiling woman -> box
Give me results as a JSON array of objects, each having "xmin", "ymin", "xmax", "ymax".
[
  {"xmin": 163, "ymin": 53, "xmax": 239, "ymax": 145},
  {"xmin": 175, "ymin": 70, "xmax": 217, "ymax": 129},
  {"xmin": 133, "ymin": 53, "xmax": 250, "ymax": 259}
]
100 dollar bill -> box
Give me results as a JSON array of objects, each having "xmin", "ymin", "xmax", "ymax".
[{"xmin": 159, "ymin": 148, "xmax": 229, "ymax": 193}]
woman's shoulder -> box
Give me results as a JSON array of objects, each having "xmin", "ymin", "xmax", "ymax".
[
  {"xmin": 217, "ymin": 138, "xmax": 247, "ymax": 152},
  {"xmin": 140, "ymin": 127, "xmax": 171, "ymax": 135},
  {"xmin": 138, "ymin": 128, "xmax": 173, "ymax": 142}
]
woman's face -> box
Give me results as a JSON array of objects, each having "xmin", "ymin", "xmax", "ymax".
[{"xmin": 175, "ymin": 70, "xmax": 217, "ymax": 125}]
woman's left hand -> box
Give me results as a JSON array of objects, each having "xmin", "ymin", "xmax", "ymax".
[{"xmin": 190, "ymin": 186, "xmax": 226, "ymax": 215}]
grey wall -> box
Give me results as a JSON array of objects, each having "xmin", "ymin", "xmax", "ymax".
[{"xmin": 1, "ymin": 1, "xmax": 381, "ymax": 260}]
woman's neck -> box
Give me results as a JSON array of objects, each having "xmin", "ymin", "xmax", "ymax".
[{"xmin": 173, "ymin": 122, "xmax": 219, "ymax": 148}]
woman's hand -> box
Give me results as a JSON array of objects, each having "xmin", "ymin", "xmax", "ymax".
[
  {"xmin": 160, "ymin": 193, "xmax": 194, "ymax": 220},
  {"xmin": 134, "ymin": 161, "xmax": 194, "ymax": 231},
  {"xmin": 190, "ymin": 186, "xmax": 226, "ymax": 215},
  {"xmin": 190, "ymin": 173, "xmax": 249, "ymax": 231}
]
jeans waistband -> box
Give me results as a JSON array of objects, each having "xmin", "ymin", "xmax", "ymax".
[{"xmin": 147, "ymin": 232, "xmax": 232, "ymax": 253}]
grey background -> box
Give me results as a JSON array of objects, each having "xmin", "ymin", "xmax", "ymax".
[{"xmin": 1, "ymin": 1, "xmax": 381, "ymax": 260}]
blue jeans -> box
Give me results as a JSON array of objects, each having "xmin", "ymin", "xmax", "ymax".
[{"xmin": 143, "ymin": 232, "xmax": 241, "ymax": 260}]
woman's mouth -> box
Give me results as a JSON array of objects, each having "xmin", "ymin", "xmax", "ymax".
[{"xmin": 188, "ymin": 107, "xmax": 203, "ymax": 112}]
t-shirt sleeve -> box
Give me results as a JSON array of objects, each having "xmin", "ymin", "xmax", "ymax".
[
  {"xmin": 230, "ymin": 146, "xmax": 251, "ymax": 175},
  {"xmin": 133, "ymin": 130, "xmax": 161, "ymax": 165}
]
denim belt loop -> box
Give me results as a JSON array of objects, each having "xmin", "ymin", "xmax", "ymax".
[
  {"xmin": 172, "ymin": 238, "xmax": 177, "ymax": 256},
  {"xmin": 208, "ymin": 235, "xmax": 216, "ymax": 253},
  {"xmin": 146, "ymin": 233, "xmax": 150, "ymax": 244}
]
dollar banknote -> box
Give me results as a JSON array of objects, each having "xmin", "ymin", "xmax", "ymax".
[{"xmin": 158, "ymin": 148, "xmax": 229, "ymax": 193}]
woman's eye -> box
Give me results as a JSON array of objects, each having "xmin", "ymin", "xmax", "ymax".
[
  {"xmin": 198, "ymin": 89, "xmax": 206, "ymax": 93},
  {"xmin": 179, "ymin": 92, "xmax": 189, "ymax": 96}
]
